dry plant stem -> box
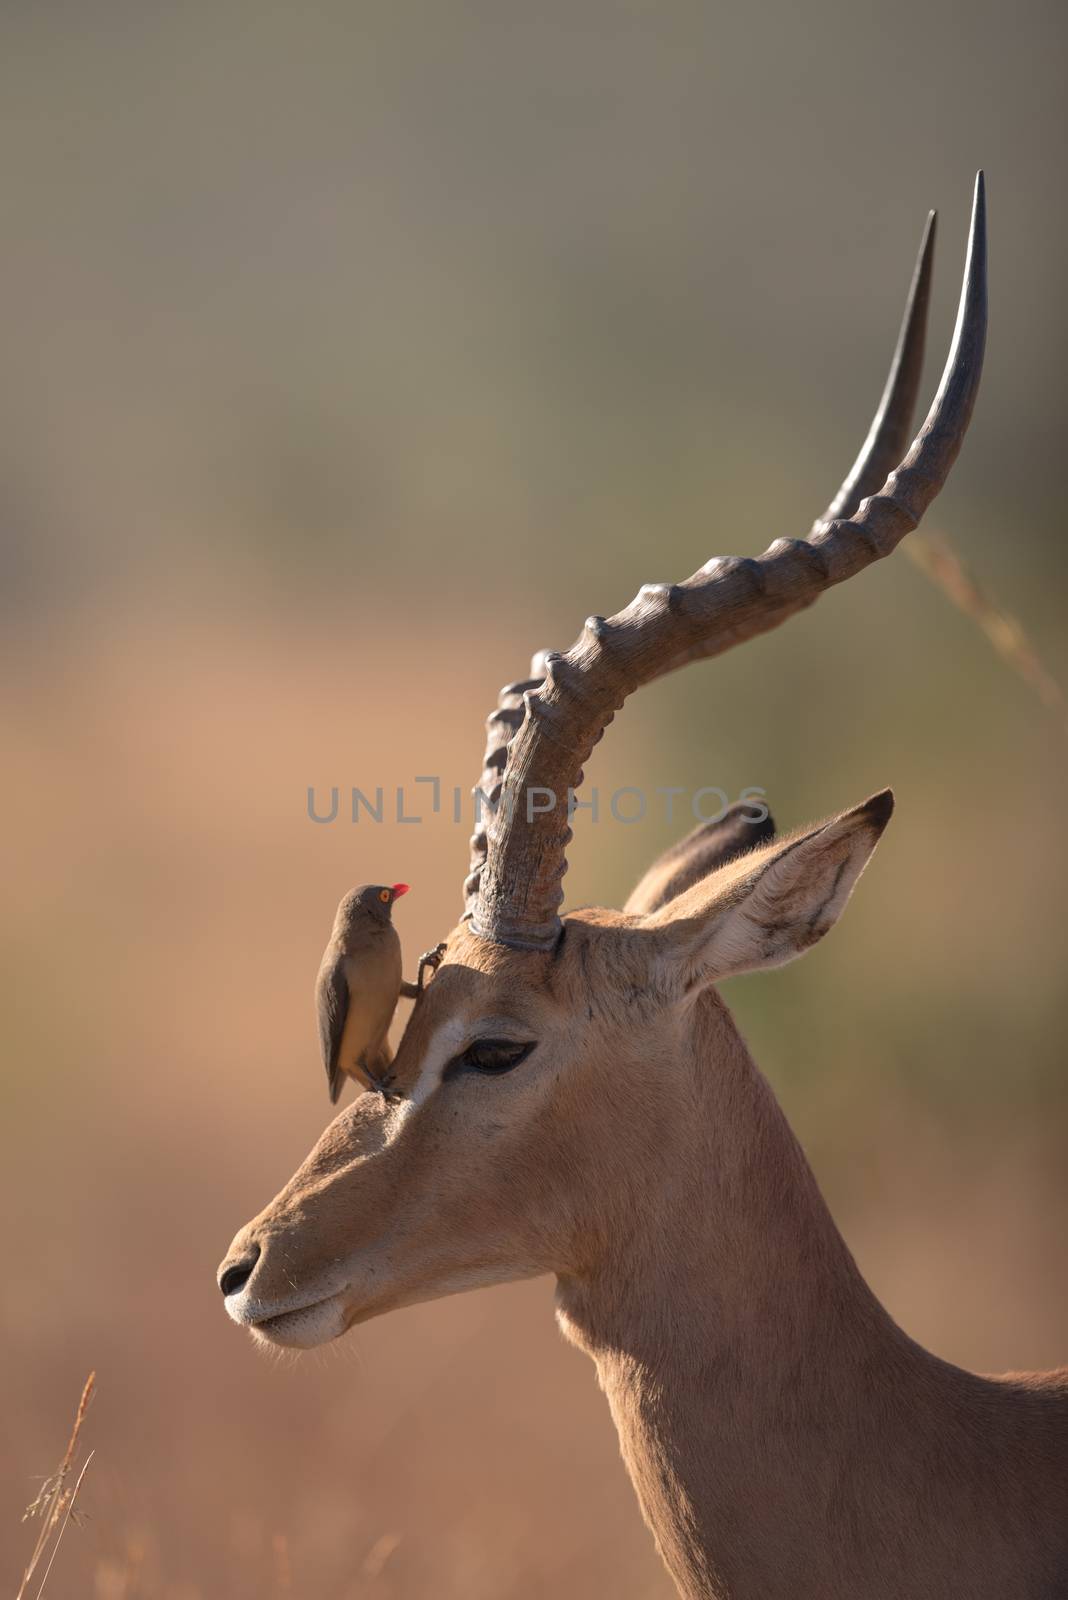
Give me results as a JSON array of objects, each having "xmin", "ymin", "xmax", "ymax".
[
  {"xmin": 16, "ymin": 1372, "xmax": 96, "ymax": 1600},
  {"xmin": 907, "ymin": 529, "xmax": 1067, "ymax": 733},
  {"xmin": 30, "ymin": 1453, "xmax": 94, "ymax": 1600}
]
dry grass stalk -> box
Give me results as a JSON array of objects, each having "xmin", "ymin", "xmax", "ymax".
[
  {"xmin": 909, "ymin": 530, "xmax": 1066, "ymax": 733},
  {"xmin": 16, "ymin": 1372, "xmax": 96, "ymax": 1600}
]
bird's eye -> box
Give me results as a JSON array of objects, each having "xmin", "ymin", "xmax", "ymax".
[
  {"xmin": 445, "ymin": 1039, "xmax": 535, "ymax": 1080},
  {"xmin": 379, "ymin": 888, "xmax": 390, "ymax": 903}
]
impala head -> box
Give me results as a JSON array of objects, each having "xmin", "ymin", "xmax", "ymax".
[{"xmin": 219, "ymin": 178, "xmax": 986, "ymax": 1351}]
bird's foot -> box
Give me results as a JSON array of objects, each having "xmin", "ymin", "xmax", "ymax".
[
  {"xmin": 365, "ymin": 1066, "xmax": 403, "ymax": 1105},
  {"xmin": 416, "ymin": 941, "xmax": 448, "ymax": 993},
  {"xmin": 401, "ymin": 942, "xmax": 448, "ymax": 999}
]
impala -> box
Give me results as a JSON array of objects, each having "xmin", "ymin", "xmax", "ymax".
[{"xmin": 218, "ymin": 175, "xmax": 1068, "ymax": 1599}]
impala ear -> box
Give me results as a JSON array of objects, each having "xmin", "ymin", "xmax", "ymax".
[
  {"xmin": 645, "ymin": 790, "xmax": 893, "ymax": 992},
  {"xmin": 624, "ymin": 797, "xmax": 776, "ymax": 915}
]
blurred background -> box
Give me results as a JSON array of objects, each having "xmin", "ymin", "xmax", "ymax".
[{"xmin": 2, "ymin": 2, "xmax": 1066, "ymax": 1596}]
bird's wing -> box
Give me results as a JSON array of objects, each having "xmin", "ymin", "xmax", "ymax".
[{"xmin": 315, "ymin": 952, "xmax": 349, "ymax": 1104}]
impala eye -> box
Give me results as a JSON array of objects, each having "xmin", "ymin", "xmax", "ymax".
[{"xmin": 445, "ymin": 1039, "xmax": 535, "ymax": 1080}]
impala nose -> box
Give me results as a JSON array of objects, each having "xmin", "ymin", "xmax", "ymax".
[{"xmin": 218, "ymin": 1243, "xmax": 261, "ymax": 1298}]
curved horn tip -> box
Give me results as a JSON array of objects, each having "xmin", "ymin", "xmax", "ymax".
[
  {"xmin": 812, "ymin": 192, "xmax": 942, "ymax": 531},
  {"xmin": 968, "ymin": 171, "xmax": 986, "ymax": 251},
  {"xmin": 935, "ymin": 170, "xmax": 987, "ymax": 386},
  {"xmin": 973, "ymin": 172, "xmax": 987, "ymax": 247}
]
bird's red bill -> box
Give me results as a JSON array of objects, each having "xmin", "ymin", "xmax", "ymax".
[{"xmin": 391, "ymin": 882, "xmax": 411, "ymax": 898}]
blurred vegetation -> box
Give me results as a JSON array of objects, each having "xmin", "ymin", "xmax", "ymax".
[{"xmin": 1, "ymin": 2, "xmax": 1065, "ymax": 1595}]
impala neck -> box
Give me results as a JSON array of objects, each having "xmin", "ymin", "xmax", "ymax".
[{"xmin": 555, "ymin": 992, "xmax": 930, "ymax": 1600}]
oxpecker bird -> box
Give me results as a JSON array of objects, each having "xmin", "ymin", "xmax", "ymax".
[{"xmin": 316, "ymin": 883, "xmax": 410, "ymax": 1103}]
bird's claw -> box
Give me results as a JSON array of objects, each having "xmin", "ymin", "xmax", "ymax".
[
  {"xmin": 365, "ymin": 1066, "xmax": 403, "ymax": 1105},
  {"xmin": 399, "ymin": 942, "xmax": 447, "ymax": 1001},
  {"xmin": 416, "ymin": 941, "xmax": 448, "ymax": 994}
]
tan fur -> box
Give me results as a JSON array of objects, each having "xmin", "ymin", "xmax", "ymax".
[{"xmin": 220, "ymin": 799, "xmax": 1068, "ymax": 1599}]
